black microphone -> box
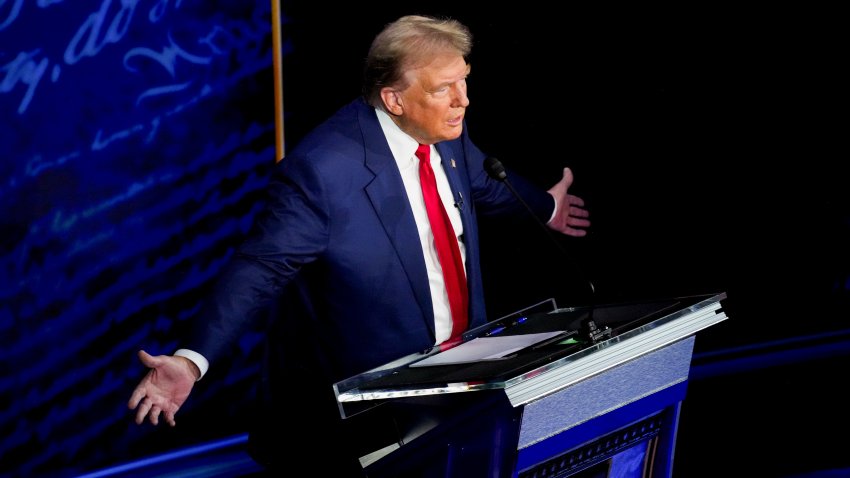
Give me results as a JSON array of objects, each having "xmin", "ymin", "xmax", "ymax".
[
  {"xmin": 485, "ymin": 157, "xmax": 604, "ymax": 340},
  {"xmin": 483, "ymin": 156, "xmax": 507, "ymax": 181}
]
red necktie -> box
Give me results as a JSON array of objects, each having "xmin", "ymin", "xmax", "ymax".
[{"xmin": 415, "ymin": 144, "xmax": 469, "ymax": 340}]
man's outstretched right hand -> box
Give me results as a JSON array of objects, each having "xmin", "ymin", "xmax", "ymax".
[{"xmin": 128, "ymin": 350, "xmax": 198, "ymax": 427}]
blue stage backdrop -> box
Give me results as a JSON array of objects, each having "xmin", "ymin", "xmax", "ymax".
[{"xmin": 0, "ymin": 1, "xmax": 279, "ymax": 476}]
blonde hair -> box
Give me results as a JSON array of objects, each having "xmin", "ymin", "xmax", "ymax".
[{"xmin": 363, "ymin": 15, "xmax": 472, "ymax": 108}]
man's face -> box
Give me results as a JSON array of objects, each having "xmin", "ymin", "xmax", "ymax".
[{"xmin": 393, "ymin": 53, "xmax": 470, "ymax": 145}]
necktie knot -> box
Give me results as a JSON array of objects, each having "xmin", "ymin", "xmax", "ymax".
[{"xmin": 415, "ymin": 143, "xmax": 430, "ymax": 163}]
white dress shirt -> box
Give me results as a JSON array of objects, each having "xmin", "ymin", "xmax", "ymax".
[{"xmin": 376, "ymin": 108, "xmax": 466, "ymax": 345}]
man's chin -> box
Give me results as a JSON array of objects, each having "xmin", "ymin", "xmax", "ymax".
[{"xmin": 442, "ymin": 125, "xmax": 464, "ymax": 141}]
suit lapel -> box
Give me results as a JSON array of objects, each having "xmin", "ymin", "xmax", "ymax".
[{"xmin": 358, "ymin": 105, "xmax": 435, "ymax": 337}]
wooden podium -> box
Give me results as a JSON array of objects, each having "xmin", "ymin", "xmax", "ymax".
[{"xmin": 334, "ymin": 293, "xmax": 729, "ymax": 477}]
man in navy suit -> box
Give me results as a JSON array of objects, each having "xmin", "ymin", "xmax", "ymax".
[{"xmin": 129, "ymin": 14, "xmax": 590, "ymax": 475}]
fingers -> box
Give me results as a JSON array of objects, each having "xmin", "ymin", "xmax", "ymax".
[
  {"xmin": 128, "ymin": 368, "xmax": 156, "ymax": 411},
  {"xmin": 561, "ymin": 226, "xmax": 588, "ymax": 237},
  {"xmin": 128, "ymin": 385, "xmax": 145, "ymax": 410},
  {"xmin": 164, "ymin": 410, "xmax": 177, "ymax": 427},
  {"xmin": 134, "ymin": 397, "xmax": 153, "ymax": 425},
  {"xmin": 132, "ymin": 396, "xmax": 174, "ymax": 426},
  {"xmin": 566, "ymin": 194, "xmax": 590, "ymax": 225},
  {"xmin": 129, "ymin": 354, "xmax": 166, "ymax": 426},
  {"xmin": 568, "ymin": 207, "xmax": 589, "ymax": 219},
  {"xmin": 566, "ymin": 217, "xmax": 591, "ymax": 228},
  {"xmin": 148, "ymin": 404, "xmax": 162, "ymax": 426},
  {"xmin": 567, "ymin": 194, "xmax": 586, "ymax": 208},
  {"xmin": 131, "ymin": 398, "xmax": 177, "ymax": 427}
]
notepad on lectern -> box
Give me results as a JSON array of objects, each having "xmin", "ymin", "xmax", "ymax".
[{"xmin": 410, "ymin": 331, "xmax": 568, "ymax": 367}]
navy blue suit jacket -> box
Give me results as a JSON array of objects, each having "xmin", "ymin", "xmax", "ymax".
[
  {"xmin": 190, "ymin": 97, "xmax": 555, "ymax": 381},
  {"xmin": 186, "ymin": 97, "xmax": 557, "ymax": 470}
]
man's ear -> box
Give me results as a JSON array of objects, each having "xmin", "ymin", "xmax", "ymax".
[{"xmin": 380, "ymin": 88, "xmax": 403, "ymax": 116}]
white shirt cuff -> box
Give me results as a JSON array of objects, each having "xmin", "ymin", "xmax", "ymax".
[
  {"xmin": 546, "ymin": 194, "xmax": 558, "ymax": 225},
  {"xmin": 174, "ymin": 349, "xmax": 209, "ymax": 381}
]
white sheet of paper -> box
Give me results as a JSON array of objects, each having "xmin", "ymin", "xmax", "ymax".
[{"xmin": 410, "ymin": 331, "xmax": 567, "ymax": 367}]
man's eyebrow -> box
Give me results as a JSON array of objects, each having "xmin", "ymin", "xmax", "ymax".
[{"xmin": 449, "ymin": 65, "xmax": 472, "ymax": 84}]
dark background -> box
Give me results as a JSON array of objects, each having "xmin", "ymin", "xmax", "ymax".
[
  {"xmin": 282, "ymin": 3, "xmax": 847, "ymax": 342},
  {"xmin": 1, "ymin": 1, "xmax": 846, "ymax": 477}
]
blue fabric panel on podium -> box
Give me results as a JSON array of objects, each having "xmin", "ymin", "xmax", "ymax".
[
  {"xmin": 515, "ymin": 336, "xmax": 695, "ymax": 469},
  {"xmin": 515, "ymin": 382, "xmax": 687, "ymax": 472}
]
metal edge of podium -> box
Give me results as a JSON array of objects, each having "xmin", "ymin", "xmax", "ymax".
[{"xmin": 504, "ymin": 294, "xmax": 729, "ymax": 407}]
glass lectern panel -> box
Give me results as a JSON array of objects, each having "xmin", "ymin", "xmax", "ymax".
[{"xmin": 334, "ymin": 293, "xmax": 728, "ymax": 418}]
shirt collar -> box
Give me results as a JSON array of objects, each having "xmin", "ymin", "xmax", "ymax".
[{"xmin": 376, "ymin": 108, "xmax": 424, "ymax": 171}]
